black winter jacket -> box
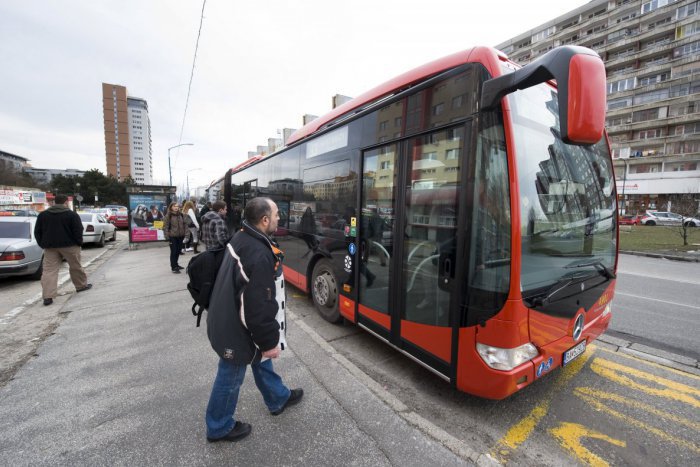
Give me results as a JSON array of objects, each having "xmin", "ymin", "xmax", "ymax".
[
  {"xmin": 34, "ymin": 206, "xmax": 83, "ymax": 248},
  {"xmin": 206, "ymin": 221, "xmax": 286, "ymax": 364}
]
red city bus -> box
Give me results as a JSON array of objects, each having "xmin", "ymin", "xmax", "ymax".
[{"xmin": 209, "ymin": 45, "xmax": 616, "ymax": 399}]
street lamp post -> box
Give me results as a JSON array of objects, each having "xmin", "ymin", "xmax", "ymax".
[
  {"xmin": 168, "ymin": 143, "xmax": 194, "ymax": 187},
  {"xmin": 75, "ymin": 182, "xmax": 81, "ymax": 209}
]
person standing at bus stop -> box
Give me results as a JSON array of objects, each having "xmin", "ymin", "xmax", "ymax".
[
  {"xmin": 205, "ymin": 197, "xmax": 303, "ymax": 443},
  {"xmin": 163, "ymin": 202, "xmax": 187, "ymax": 273},
  {"xmin": 200, "ymin": 200, "xmax": 229, "ymax": 251},
  {"xmin": 34, "ymin": 194, "xmax": 92, "ymax": 306}
]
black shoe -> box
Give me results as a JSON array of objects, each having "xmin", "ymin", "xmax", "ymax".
[
  {"xmin": 76, "ymin": 284, "xmax": 93, "ymax": 293},
  {"xmin": 172, "ymin": 268, "xmax": 181, "ymax": 274},
  {"xmin": 176, "ymin": 265, "xmax": 184, "ymax": 270},
  {"xmin": 271, "ymin": 388, "xmax": 304, "ymax": 416},
  {"xmin": 43, "ymin": 298, "xmax": 53, "ymax": 306},
  {"xmin": 207, "ymin": 421, "xmax": 252, "ymax": 443}
]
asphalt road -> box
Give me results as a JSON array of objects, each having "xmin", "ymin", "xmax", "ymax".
[{"xmin": 612, "ymin": 255, "xmax": 700, "ymax": 360}]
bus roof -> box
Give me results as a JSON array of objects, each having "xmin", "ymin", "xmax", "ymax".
[{"xmin": 287, "ymin": 46, "xmax": 507, "ymax": 145}]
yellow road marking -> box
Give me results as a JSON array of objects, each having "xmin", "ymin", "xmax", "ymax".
[
  {"xmin": 596, "ymin": 346, "xmax": 700, "ymax": 381},
  {"xmin": 575, "ymin": 387, "xmax": 700, "ymax": 432},
  {"xmin": 575, "ymin": 388, "xmax": 700, "ymax": 454},
  {"xmin": 590, "ymin": 358, "xmax": 700, "ymax": 408},
  {"xmin": 490, "ymin": 351, "xmax": 592, "ymax": 462},
  {"xmin": 549, "ymin": 422, "xmax": 625, "ymax": 467}
]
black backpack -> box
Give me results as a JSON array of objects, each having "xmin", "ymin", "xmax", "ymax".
[{"xmin": 186, "ymin": 247, "xmax": 225, "ymax": 326}]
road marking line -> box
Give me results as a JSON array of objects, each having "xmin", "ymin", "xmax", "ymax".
[
  {"xmin": 597, "ymin": 346, "xmax": 700, "ymax": 380},
  {"xmin": 614, "ymin": 291, "xmax": 700, "ymax": 310},
  {"xmin": 0, "ymin": 246, "xmax": 114, "ymax": 325},
  {"xmin": 549, "ymin": 422, "xmax": 625, "ymax": 467},
  {"xmin": 490, "ymin": 350, "xmax": 593, "ymax": 463},
  {"xmin": 590, "ymin": 358, "xmax": 700, "ymax": 408},
  {"xmin": 575, "ymin": 387, "xmax": 700, "ymax": 431},
  {"xmin": 575, "ymin": 388, "xmax": 700, "ymax": 454}
]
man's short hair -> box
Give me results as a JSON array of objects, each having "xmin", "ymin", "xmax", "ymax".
[
  {"xmin": 244, "ymin": 197, "xmax": 272, "ymax": 224},
  {"xmin": 54, "ymin": 194, "xmax": 68, "ymax": 205},
  {"xmin": 212, "ymin": 201, "xmax": 226, "ymax": 212}
]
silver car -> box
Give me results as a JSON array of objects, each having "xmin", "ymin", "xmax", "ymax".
[
  {"xmin": 79, "ymin": 213, "xmax": 117, "ymax": 247},
  {"xmin": 0, "ymin": 217, "xmax": 43, "ymax": 280},
  {"xmin": 641, "ymin": 211, "xmax": 700, "ymax": 227}
]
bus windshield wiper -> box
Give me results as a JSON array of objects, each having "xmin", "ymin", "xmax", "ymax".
[
  {"xmin": 565, "ymin": 258, "xmax": 615, "ymax": 280},
  {"xmin": 524, "ymin": 277, "xmax": 575, "ymax": 308}
]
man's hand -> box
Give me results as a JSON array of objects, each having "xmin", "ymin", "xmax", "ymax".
[{"xmin": 262, "ymin": 346, "xmax": 281, "ymax": 359}]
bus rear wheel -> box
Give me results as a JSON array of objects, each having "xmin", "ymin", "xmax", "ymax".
[{"xmin": 311, "ymin": 259, "xmax": 341, "ymax": 323}]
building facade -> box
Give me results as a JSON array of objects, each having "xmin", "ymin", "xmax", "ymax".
[
  {"xmin": 0, "ymin": 150, "xmax": 29, "ymax": 172},
  {"xmin": 23, "ymin": 167, "xmax": 86, "ymax": 185},
  {"xmin": 102, "ymin": 83, "xmax": 153, "ymax": 184},
  {"xmin": 496, "ymin": 0, "xmax": 700, "ymax": 215}
]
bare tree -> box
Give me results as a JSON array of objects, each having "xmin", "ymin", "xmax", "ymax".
[{"xmin": 668, "ymin": 192, "xmax": 700, "ymax": 246}]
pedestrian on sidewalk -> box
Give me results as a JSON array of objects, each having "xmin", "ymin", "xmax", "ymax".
[
  {"xmin": 182, "ymin": 200, "xmax": 200, "ymax": 253},
  {"xmin": 205, "ymin": 197, "xmax": 303, "ymax": 443},
  {"xmin": 163, "ymin": 202, "xmax": 187, "ymax": 273},
  {"xmin": 200, "ymin": 200, "xmax": 229, "ymax": 251},
  {"xmin": 33, "ymin": 194, "xmax": 92, "ymax": 306}
]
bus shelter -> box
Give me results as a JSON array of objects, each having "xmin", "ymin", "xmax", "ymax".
[{"xmin": 126, "ymin": 185, "xmax": 176, "ymax": 244}]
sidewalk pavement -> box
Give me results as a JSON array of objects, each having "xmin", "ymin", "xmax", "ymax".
[{"xmin": 0, "ymin": 244, "xmax": 480, "ymax": 466}]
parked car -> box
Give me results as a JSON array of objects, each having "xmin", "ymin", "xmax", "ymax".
[
  {"xmin": 0, "ymin": 217, "xmax": 43, "ymax": 280},
  {"xmin": 640, "ymin": 211, "xmax": 700, "ymax": 227},
  {"xmin": 618, "ymin": 214, "xmax": 641, "ymax": 225},
  {"xmin": 0, "ymin": 209, "xmax": 39, "ymax": 217},
  {"xmin": 103, "ymin": 207, "xmax": 129, "ymax": 228},
  {"xmin": 78, "ymin": 213, "xmax": 117, "ymax": 247},
  {"xmin": 90, "ymin": 208, "xmax": 117, "ymax": 225}
]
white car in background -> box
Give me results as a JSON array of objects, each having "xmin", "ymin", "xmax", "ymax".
[
  {"xmin": 78, "ymin": 213, "xmax": 117, "ymax": 247},
  {"xmin": 640, "ymin": 211, "xmax": 700, "ymax": 227},
  {"xmin": 0, "ymin": 217, "xmax": 43, "ymax": 280}
]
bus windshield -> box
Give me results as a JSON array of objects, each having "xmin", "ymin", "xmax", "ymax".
[{"xmin": 509, "ymin": 84, "xmax": 616, "ymax": 299}]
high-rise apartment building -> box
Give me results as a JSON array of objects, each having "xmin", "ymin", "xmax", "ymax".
[
  {"xmin": 102, "ymin": 83, "xmax": 153, "ymax": 184},
  {"xmin": 496, "ymin": 0, "xmax": 700, "ymax": 215}
]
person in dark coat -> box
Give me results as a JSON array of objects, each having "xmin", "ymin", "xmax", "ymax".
[
  {"xmin": 163, "ymin": 202, "xmax": 187, "ymax": 273},
  {"xmin": 34, "ymin": 194, "xmax": 92, "ymax": 306},
  {"xmin": 200, "ymin": 201, "xmax": 229, "ymax": 251},
  {"xmin": 205, "ymin": 197, "xmax": 303, "ymax": 443}
]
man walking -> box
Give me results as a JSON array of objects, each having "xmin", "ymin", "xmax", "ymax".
[
  {"xmin": 200, "ymin": 200, "xmax": 229, "ymax": 251},
  {"xmin": 34, "ymin": 194, "xmax": 92, "ymax": 306},
  {"xmin": 205, "ymin": 197, "xmax": 303, "ymax": 442}
]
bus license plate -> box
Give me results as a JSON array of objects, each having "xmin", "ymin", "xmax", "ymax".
[{"xmin": 562, "ymin": 340, "xmax": 586, "ymax": 366}]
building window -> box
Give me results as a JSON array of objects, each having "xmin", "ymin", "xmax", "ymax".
[{"xmin": 446, "ymin": 148, "xmax": 460, "ymax": 160}]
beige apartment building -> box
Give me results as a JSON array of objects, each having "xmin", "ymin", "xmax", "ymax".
[
  {"xmin": 102, "ymin": 83, "xmax": 153, "ymax": 184},
  {"xmin": 496, "ymin": 0, "xmax": 700, "ymax": 215}
]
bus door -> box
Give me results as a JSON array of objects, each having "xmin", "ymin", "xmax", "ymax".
[{"xmin": 358, "ymin": 126, "xmax": 468, "ymax": 379}]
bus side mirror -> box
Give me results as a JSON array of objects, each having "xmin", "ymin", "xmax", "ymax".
[{"xmin": 480, "ymin": 46, "xmax": 606, "ymax": 145}]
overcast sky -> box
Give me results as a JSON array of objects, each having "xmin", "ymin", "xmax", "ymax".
[{"xmin": 0, "ymin": 0, "xmax": 590, "ymax": 192}]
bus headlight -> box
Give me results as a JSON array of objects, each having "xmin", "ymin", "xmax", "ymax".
[
  {"xmin": 476, "ymin": 342, "xmax": 539, "ymax": 371},
  {"xmin": 602, "ymin": 303, "xmax": 611, "ymax": 317}
]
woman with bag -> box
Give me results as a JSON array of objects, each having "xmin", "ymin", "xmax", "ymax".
[
  {"xmin": 163, "ymin": 202, "xmax": 187, "ymax": 273},
  {"xmin": 183, "ymin": 200, "xmax": 201, "ymax": 254}
]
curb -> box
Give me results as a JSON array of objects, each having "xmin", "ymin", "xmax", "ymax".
[
  {"xmin": 619, "ymin": 250, "xmax": 700, "ymax": 262},
  {"xmin": 597, "ymin": 333, "xmax": 700, "ymax": 375},
  {"xmin": 289, "ymin": 310, "xmax": 500, "ymax": 466}
]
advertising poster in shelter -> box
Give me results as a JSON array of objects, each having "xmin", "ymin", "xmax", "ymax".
[{"xmin": 128, "ymin": 194, "xmax": 168, "ymax": 243}]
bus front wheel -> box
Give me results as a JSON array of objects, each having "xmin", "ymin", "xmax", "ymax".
[{"xmin": 311, "ymin": 259, "xmax": 341, "ymax": 323}]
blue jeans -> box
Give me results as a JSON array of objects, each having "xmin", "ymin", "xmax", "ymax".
[{"xmin": 205, "ymin": 358, "xmax": 291, "ymax": 439}]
